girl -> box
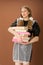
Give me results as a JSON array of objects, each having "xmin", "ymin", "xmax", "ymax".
[{"xmin": 8, "ymin": 6, "xmax": 40, "ymax": 65}]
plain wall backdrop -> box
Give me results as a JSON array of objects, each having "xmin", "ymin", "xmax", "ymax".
[{"xmin": 0, "ymin": 0, "xmax": 43, "ymax": 65}]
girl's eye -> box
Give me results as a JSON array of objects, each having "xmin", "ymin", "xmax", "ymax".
[{"xmin": 22, "ymin": 10, "xmax": 26, "ymax": 13}]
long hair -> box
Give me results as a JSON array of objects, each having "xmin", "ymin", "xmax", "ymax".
[{"xmin": 17, "ymin": 17, "xmax": 33, "ymax": 30}]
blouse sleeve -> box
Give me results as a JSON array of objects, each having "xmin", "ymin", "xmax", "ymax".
[
  {"xmin": 32, "ymin": 21, "xmax": 40, "ymax": 37},
  {"xmin": 10, "ymin": 19, "xmax": 17, "ymax": 27}
]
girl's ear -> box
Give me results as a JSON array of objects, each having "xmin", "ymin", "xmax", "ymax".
[{"xmin": 27, "ymin": 11, "xmax": 29, "ymax": 17}]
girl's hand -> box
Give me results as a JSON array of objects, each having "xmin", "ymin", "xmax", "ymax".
[
  {"xmin": 13, "ymin": 32, "xmax": 23, "ymax": 43},
  {"xmin": 21, "ymin": 41, "xmax": 30, "ymax": 45}
]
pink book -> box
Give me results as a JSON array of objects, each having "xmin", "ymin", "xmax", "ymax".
[{"xmin": 17, "ymin": 32, "xmax": 30, "ymax": 35}]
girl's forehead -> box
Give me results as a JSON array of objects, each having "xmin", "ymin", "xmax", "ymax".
[{"xmin": 21, "ymin": 7, "xmax": 27, "ymax": 11}]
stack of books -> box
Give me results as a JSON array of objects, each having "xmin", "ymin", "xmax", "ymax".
[{"xmin": 12, "ymin": 27, "xmax": 31, "ymax": 44}]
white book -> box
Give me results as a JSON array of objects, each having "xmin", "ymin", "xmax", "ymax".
[
  {"xmin": 15, "ymin": 29, "xmax": 26, "ymax": 32},
  {"xmin": 14, "ymin": 27, "xmax": 27, "ymax": 30}
]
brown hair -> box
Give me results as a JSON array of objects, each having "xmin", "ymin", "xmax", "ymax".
[
  {"xmin": 20, "ymin": 6, "xmax": 32, "ymax": 18},
  {"xmin": 17, "ymin": 20, "xmax": 24, "ymax": 26},
  {"xmin": 17, "ymin": 19, "xmax": 33, "ymax": 30}
]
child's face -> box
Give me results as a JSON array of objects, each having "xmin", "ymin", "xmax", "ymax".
[{"xmin": 21, "ymin": 7, "xmax": 30, "ymax": 18}]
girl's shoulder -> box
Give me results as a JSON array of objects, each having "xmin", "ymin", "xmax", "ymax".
[{"xmin": 32, "ymin": 19, "xmax": 39, "ymax": 27}]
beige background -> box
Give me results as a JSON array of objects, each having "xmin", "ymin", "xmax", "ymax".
[{"xmin": 0, "ymin": 0, "xmax": 43, "ymax": 65}]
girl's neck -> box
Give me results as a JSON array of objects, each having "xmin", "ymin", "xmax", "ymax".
[{"xmin": 23, "ymin": 16, "xmax": 29, "ymax": 21}]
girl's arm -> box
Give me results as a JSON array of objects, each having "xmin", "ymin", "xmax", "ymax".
[
  {"xmin": 24, "ymin": 21, "xmax": 40, "ymax": 45},
  {"xmin": 22, "ymin": 21, "xmax": 40, "ymax": 45},
  {"xmin": 28, "ymin": 36, "xmax": 39, "ymax": 44},
  {"xmin": 22, "ymin": 36, "xmax": 39, "ymax": 45},
  {"xmin": 8, "ymin": 27, "xmax": 20, "ymax": 37}
]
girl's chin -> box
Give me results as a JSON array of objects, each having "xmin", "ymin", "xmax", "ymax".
[{"xmin": 23, "ymin": 16, "xmax": 28, "ymax": 18}]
